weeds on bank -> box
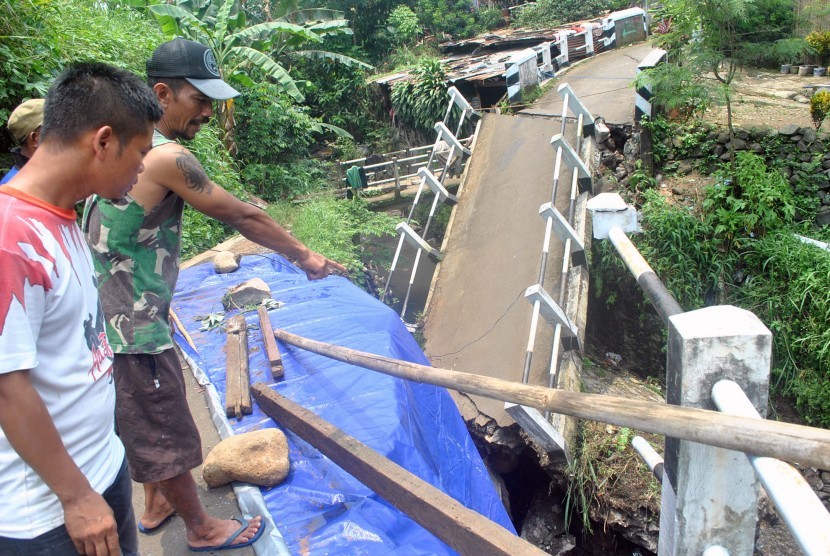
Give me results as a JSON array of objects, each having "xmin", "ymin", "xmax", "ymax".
[
  {"xmin": 565, "ymin": 421, "xmax": 662, "ymax": 533},
  {"xmin": 267, "ymin": 195, "xmax": 398, "ymax": 286},
  {"xmin": 620, "ymin": 119, "xmax": 830, "ymax": 426}
]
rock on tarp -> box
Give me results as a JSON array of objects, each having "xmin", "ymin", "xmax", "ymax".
[{"xmin": 171, "ymin": 253, "xmax": 515, "ymax": 555}]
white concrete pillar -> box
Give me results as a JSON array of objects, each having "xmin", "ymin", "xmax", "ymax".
[{"xmin": 659, "ymin": 306, "xmax": 772, "ymax": 555}]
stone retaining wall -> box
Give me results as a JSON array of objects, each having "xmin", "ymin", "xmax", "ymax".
[{"xmin": 596, "ymin": 122, "xmax": 830, "ymax": 226}]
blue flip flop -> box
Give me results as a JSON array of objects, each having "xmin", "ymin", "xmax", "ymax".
[
  {"xmin": 137, "ymin": 511, "xmax": 175, "ymax": 534},
  {"xmin": 188, "ymin": 516, "xmax": 265, "ymax": 552}
]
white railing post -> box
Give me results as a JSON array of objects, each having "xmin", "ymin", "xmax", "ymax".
[{"xmin": 659, "ymin": 306, "xmax": 772, "ymax": 555}]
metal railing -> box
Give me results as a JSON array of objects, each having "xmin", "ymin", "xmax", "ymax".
[
  {"xmin": 587, "ymin": 192, "xmax": 830, "ymax": 555},
  {"xmin": 381, "ymin": 87, "xmax": 477, "ymax": 321},
  {"xmin": 504, "ymin": 83, "xmax": 594, "ymax": 456}
]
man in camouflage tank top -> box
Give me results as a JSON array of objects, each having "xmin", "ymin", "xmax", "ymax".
[{"xmin": 84, "ymin": 38, "xmax": 345, "ymax": 552}]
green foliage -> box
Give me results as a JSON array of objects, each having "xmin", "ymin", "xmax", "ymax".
[
  {"xmin": 637, "ymin": 190, "xmax": 734, "ymax": 309},
  {"xmin": 267, "ymin": 195, "xmax": 398, "ymax": 275},
  {"xmin": 703, "ymin": 152, "xmax": 795, "ymax": 243},
  {"xmin": 0, "ymin": 0, "xmax": 163, "ymax": 122},
  {"xmin": 806, "ymin": 30, "xmax": 830, "ymax": 66},
  {"xmin": 387, "ymin": 5, "xmax": 421, "ymax": 46},
  {"xmin": 513, "ymin": 0, "xmax": 611, "ymax": 29},
  {"xmin": 241, "ymin": 159, "xmax": 333, "ymax": 201},
  {"xmin": 735, "ymin": 0, "xmax": 797, "ymax": 52},
  {"xmin": 736, "ymin": 233, "xmax": 830, "ymax": 427},
  {"xmin": 810, "ymin": 91, "xmax": 830, "ymax": 130},
  {"xmin": 391, "ymin": 58, "xmax": 447, "ymax": 135},
  {"xmin": 637, "ymin": 136, "xmax": 830, "ymax": 425},
  {"xmin": 416, "ymin": 0, "xmax": 477, "ymax": 38},
  {"xmin": 146, "ymin": 0, "xmax": 370, "ymax": 102},
  {"xmin": 234, "ymin": 82, "xmax": 318, "ymax": 163},
  {"xmin": 748, "ymin": 38, "xmax": 812, "ymax": 67},
  {"xmin": 476, "ymin": 7, "xmax": 504, "ymax": 32},
  {"xmin": 634, "ymin": 65, "xmax": 710, "ymax": 122},
  {"xmin": 730, "ymin": 0, "xmax": 801, "ymax": 68},
  {"xmin": 292, "ymin": 53, "xmax": 388, "ymax": 141}
]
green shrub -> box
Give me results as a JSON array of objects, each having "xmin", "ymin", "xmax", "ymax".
[
  {"xmin": 810, "ymin": 91, "xmax": 830, "ymax": 130},
  {"xmin": 391, "ymin": 58, "xmax": 448, "ymax": 136},
  {"xmin": 703, "ymin": 152, "xmax": 795, "ymax": 245},
  {"xmin": 234, "ymin": 82, "xmax": 317, "ymax": 165},
  {"xmin": 476, "ymin": 7, "xmax": 504, "ymax": 31},
  {"xmin": 388, "ymin": 5, "xmax": 422, "ymax": 46},
  {"xmin": 513, "ymin": 0, "xmax": 611, "ymax": 29},
  {"xmin": 806, "ymin": 30, "xmax": 830, "ymax": 66},
  {"xmin": 292, "ymin": 55, "xmax": 387, "ymax": 143},
  {"xmin": 737, "ymin": 233, "xmax": 830, "ymax": 427},
  {"xmin": 635, "ymin": 65, "xmax": 710, "ymax": 122},
  {"xmin": 636, "ymin": 189, "xmax": 734, "ymax": 309},
  {"xmin": 416, "ymin": 0, "xmax": 478, "ymax": 39},
  {"xmin": 241, "ymin": 159, "xmax": 334, "ymax": 201},
  {"xmin": 267, "ymin": 195, "xmax": 398, "ymax": 277},
  {"xmin": 0, "ymin": 0, "xmax": 162, "ymax": 122}
]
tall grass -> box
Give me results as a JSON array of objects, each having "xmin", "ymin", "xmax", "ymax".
[
  {"xmin": 737, "ymin": 233, "xmax": 830, "ymax": 427},
  {"xmin": 267, "ymin": 195, "xmax": 397, "ymax": 276}
]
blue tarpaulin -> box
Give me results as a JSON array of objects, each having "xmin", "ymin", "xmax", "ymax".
[{"xmin": 171, "ymin": 253, "xmax": 515, "ymax": 554}]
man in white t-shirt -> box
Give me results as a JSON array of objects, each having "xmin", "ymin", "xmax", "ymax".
[{"xmin": 0, "ymin": 62, "xmax": 161, "ymax": 556}]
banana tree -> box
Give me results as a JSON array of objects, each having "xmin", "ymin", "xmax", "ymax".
[{"xmin": 147, "ymin": 0, "xmax": 371, "ymax": 148}]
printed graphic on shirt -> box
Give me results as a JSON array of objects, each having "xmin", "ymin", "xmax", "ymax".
[
  {"xmin": 0, "ymin": 214, "xmax": 72, "ymax": 335},
  {"xmin": 84, "ymin": 301, "xmax": 114, "ymax": 382},
  {"xmin": 0, "ymin": 211, "xmax": 113, "ymax": 381}
]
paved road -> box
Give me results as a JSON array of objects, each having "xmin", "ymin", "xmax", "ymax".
[
  {"xmin": 423, "ymin": 114, "xmax": 577, "ymax": 426},
  {"xmin": 533, "ymin": 42, "xmax": 657, "ymax": 125}
]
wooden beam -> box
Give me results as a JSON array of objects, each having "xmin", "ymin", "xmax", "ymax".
[
  {"xmin": 271, "ymin": 329, "xmax": 830, "ymax": 470},
  {"xmin": 250, "ymin": 385, "xmax": 547, "ymax": 556},
  {"xmin": 225, "ymin": 315, "xmax": 252, "ymax": 420},
  {"xmin": 257, "ymin": 306, "xmax": 284, "ymax": 379},
  {"xmin": 169, "ymin": 308, "xmax": 197, "ymax": 352}
]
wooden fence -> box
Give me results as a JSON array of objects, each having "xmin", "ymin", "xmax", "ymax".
[{"xmin": 796, "ymin": 0, "xmax": 830, "ymax": 33}]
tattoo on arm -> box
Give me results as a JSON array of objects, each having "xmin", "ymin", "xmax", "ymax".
[{"xmin": 175, "ymin": 150, "xmax": 213, "ymax": 194}]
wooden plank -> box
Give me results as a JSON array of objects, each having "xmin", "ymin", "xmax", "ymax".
[
  {"xmin": 225, "ymin": 315, "xmax": 252, "ymax": 420},
  {"xmin": 169, "ymin": 308, "xmax": 197, "ymax": 352},
  {"xmin": 250, "ymin": 385, "xmax": 547, "ymax": 556},
  {"xmin": 271, "ymin": 329, "xmax": 830, "ymax": 470},
  {"xmin": 257, "ymin": 306, "xmax": 284, "ymax": 379}
]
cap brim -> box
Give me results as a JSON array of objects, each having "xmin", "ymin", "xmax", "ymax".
[{"xmin": 185, "ymin": 78, "xmax": 240, "ymax": 100}]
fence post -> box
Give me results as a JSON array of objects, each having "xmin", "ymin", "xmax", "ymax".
[
  {"xmin": 659, "ymin": 305, "xmax": 772, "ymax": 555},
  {"xmin": 393, "ymin": 157, "xmax": 401, "ymax": 199}
]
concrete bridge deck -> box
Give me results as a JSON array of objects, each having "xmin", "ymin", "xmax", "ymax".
[
  {"xmin": 423, "ymin": 113, "xmax": 578, "ymax": 427},
  {"xmin": 423, "ymin": 42, "xmax": 653, "ymax": 430}
]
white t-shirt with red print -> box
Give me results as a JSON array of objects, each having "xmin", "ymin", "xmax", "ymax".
[{"xmin": 0, "ymin": 188, "xmax": 124, "ymax": 539}]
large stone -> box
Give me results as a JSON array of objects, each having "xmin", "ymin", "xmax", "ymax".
[
  {"xmin": 802, "ymin": 127, "xmax": 818, "ymax": 143},
  {"xmin": 203, "ymin": 428, "xmax": 289, "ymax": 488},
  {"xmin": 779, "ymin": 124, "xmax": 800, "ymax": 136},
  {"xmin": 676, "ymin": 159, "xmax": 694, "ymax": 175},
  {"xmin": 728, "ymin": 138, "xmax": 748, "ymax": 151},
  {"xmin": 817, "ymin": 207, "xmax": 830, "ymax": 227},
  {"xmin": 594, "ymin": 117, "xmax": 610, "ymax": 143},
  {"xmin": 213, "ymin": 251, "xmax": 240, "ymax": 274},
  {"xmin": 223, "ymin": 278, "xmax": 272, "ymax": 310}
]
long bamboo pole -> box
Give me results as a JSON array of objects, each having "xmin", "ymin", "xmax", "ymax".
[{"xmin": 271, "ymin": 329, "xmax": 830, "ymax": 470}]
